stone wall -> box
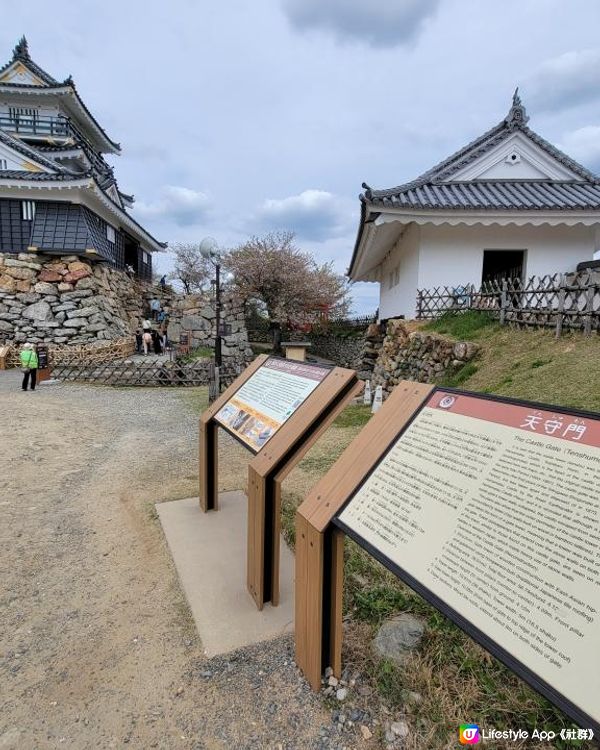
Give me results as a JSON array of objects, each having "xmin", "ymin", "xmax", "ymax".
[
  {"xmin": 0, "ymin": 252, "xmax": 145, "ymax": 345},
  {"xmin": 0, "ymin": 254, "xmax": 253, "ymax": 367},
  {"xmin": 306, "ymin": 323, "xmax": 384, "ymax": 378},
  {"xmin": 371, "ymin": 319, "xmax": 478, "ymax": 396},
  {"xmin": 307, "ymin": 333, "xmax": 365, "ymax": 369},
  {"xmin": 166, "ymin": 289, "xmax": 253, "ymax": 366}
]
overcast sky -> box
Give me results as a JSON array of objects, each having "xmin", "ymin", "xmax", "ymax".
[{"xmin": 2, "ymin": 0, "xmax": 600, "ymax": 313}]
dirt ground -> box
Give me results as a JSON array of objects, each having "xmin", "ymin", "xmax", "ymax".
[{"xmin": 0, "ymin": 372, "xmax": 366, "ymax": 750}]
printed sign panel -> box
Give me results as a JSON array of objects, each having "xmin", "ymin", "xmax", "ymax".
[
  {"xmin": 36, "ymin": 345, "xmax": 49, "ymax": 370},
  {"xmin": 337, "ymin": 390, "xmax": 600, "ymax": 734},
  {"xmin": 214, "ymin": 357, "xmax": 330, "ymax": 452}
]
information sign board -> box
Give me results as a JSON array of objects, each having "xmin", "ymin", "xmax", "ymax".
[
  {"xmin": 36, "ymin": 344, "xmax": 49, "ymax": 370},
  {"xmin": 214, "ymin": 357, "xmax": 330, "ymax": 452},
  {"xmin": 336, "ymin": 389, "xmax": 600, "ymax": 734}
]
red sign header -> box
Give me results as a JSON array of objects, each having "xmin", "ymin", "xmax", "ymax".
[{"xmin": 428, "ymin": 391, "xmax": 600, "ymax": 449}]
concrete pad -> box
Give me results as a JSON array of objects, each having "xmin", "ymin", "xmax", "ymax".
[{"xmin": 156, "ymin": 491, "xmax": 294, "ymax": 656}]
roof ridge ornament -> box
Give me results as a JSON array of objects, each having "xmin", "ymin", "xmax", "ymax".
[
  {"xmin": 505, "ymin": 87, "xmax": 529, "ymax": 129},
  {"xmin": 12, "ymin": 36, "xmax": 30, "ymax": 61}
]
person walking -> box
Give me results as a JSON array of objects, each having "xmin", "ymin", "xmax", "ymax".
[
  {"xmin": 142, "ymin": 330, "xmax": 153, "ymax": 355},
  {"xmin": 20, "ymin": 342, "xmax": 38, "ymax": 391},
  {"xmin": 135, "ymin": 329, "xmax": 143, "ymax": 353},
  {"xmin": 150, "ymin": 298, "xmax": 161, "ymax": 320},
  {"xmin": 151, "ymin": 329, "xmax": 162, "ymax": 355},
  {"xmin": 159, "ymin": 275, "xmax": 167, "ymax": 290}
]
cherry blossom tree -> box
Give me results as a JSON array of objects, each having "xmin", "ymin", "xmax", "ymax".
[{"xmin": 224, "ymin": 231, "xmax": 350, "ymax": 349}]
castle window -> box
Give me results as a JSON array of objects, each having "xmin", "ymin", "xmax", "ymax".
[
  {"xmin": 0, "ymin": 158, "xmax": 7, "ymax": 170},
  {"xmin": 22, "ymin": 200, "xmax": 35, "ymax": 221},
  {"xmin": 106, "ymin": 224, "xmax": 116, "ymax": 243}
]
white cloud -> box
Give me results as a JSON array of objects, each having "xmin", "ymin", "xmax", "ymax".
[
  {"xmin": 526, "ymin": 49, "xmax": 600, "ymax": 112},
  {"xmin": 281, "ymin": 0, "xmax": 440, "ymax": 48},
  {"xmin": 559, "ymin": 126, "xmax": 600, "ymax": 171},
  {"xmin": 250, "ymin": 189, "xmax": 353, "ymax": 240},
  {"xmin": 133, "ymin": 186, "xmax": 211, "ymax": 227}
]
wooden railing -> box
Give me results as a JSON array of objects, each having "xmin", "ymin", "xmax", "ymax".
[
  {"xmin": 0, "ymin": 113, "xmax": 70, "ymax": 137},
  {"xmin": 416, "ymin": 272, "xmax": 600, "ymax": 336}
]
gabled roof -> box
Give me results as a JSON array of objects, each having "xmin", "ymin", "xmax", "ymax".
[
  {"xmin": 349, "ymin": 92, "xmax": 600, "ymax": 279},
  {"xmin": 0, "ymin": 37, "xmax": 121, "ymax": 154},
  {"xmin": 0, "ymin": 36, "xmax": 62, "ymax": 86},
  {"xmin": 362, "ymin": 91, "xmax": 597, "ymax": 206}
]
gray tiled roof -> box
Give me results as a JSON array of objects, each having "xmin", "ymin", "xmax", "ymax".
[
  {"xmin": 349, "ymin": 93, "xmax": 600, "ymax": 278},
  {"xmin": 360, "ymin": 92, "xmax": 598, "ymax": 210},
  {"xmin": 0, "ymin": 169, "xmax": 87, "ymax": 181},
  {"xmin": 0, "ymin": 130, "xmax": 77, "ymax": 173},
  {"xmin": 370, "ymin": 181, "xmax": 600, "ymax": 211}
]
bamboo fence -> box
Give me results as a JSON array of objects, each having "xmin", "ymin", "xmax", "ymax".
[{"xmin": 416, "ymin": 272, "xmax": 600, "ymax": 336}]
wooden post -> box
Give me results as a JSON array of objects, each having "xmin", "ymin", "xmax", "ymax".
[
  {"xmin": 500, "ymin": 279, "xmax": 508, "ymax": 326},
  {"xmin": 199, "ymin": 416, "xmax": 219, "ymax": 511},
  {"xmin": 198, "ymin": 354, "xmax": 362, "ymax": 609},
  {"xmin": 555, "ymin": 274, "xmax": 566, "ymax": 339},
  {"xmin": 416, "ymin": 290, "xmax": 423, "ymax": 320},
  {"xmin": 583, "ymin": 274, "xmax": 594, "ymax": 337},
  {"xmin": 294, "ymin": 381, "xmax": 434, "ymax": 689},
  {"xmin": 246, "ymin": 371, "xmax": 362, "ymax": 609},
  {"xmin": 198, "ymin": 354, "xmax": 268, "ymax": 511}
]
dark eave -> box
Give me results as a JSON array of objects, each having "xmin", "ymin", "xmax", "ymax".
[
  {"xmin": 0, "ymin": 171, "xmax": 167, "ymax": 250},
  {"xmin": 0, "ymin": 169, "xmax": 86, "ymax": 181},
  {"xmin": 0, "ymin": 129, "xmax": 75, "ymax": 173}
]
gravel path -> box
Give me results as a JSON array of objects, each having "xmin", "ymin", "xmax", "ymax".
[{"xmin": 0, "ymin": 373, "xmax": 369, "ymax": 750}]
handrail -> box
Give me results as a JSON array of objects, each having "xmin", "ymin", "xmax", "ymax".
[
  {"xmin": 0, "ymin": 113, "xmax": 70, "ymax": 136},
  {"xmin": 0, "ymin": 113, "xmax": 111, "ymax": 174}
]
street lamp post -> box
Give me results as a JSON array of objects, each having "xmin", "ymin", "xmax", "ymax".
[
  {"xmin": 214, "ymin": 258, "xmax": 221, "ymax": 369},
  {"xmin": 199, "ymin": 238, "xmax": 221, "ymax": 400}
]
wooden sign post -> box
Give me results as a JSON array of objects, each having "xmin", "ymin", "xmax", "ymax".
[
  {"xmin": 199, "ymin": 354, "xmax": 362, "ymax": 610},
  {"xmin": 36, "ymin": 343, "xmax": 51, "ymax": 383},
  {"xmin": 295, "ymin": 382, "xmax": 600, "ymax": 738},
  {"xmin": 179, "ymin": 332, "xmax": 191, "ymax": 355}
]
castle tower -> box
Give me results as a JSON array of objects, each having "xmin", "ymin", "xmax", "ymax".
[{"xmin": 0, "ymin": 37, "xmax": 165, "ymax": 280}]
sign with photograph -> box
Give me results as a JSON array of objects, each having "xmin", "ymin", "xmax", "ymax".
[
  {"xmin": 336, "ymin": 390, "xmax": 600, "ymax": 734},
  {"xmin": 214, "ymin": 357, "xmax": 330, "ymax": 452}
]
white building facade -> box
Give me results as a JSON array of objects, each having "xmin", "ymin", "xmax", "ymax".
[{"xmin": 348, "ymin": 93, "xmax": 600, "ymax": 320}]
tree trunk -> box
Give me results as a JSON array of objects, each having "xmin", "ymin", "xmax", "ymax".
[{"xmin": 270, "ymin": 322, "xmax": 282, "ymax": 354}]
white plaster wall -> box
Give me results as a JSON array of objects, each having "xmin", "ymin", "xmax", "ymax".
[
  {"xmin": 379, "ymin": 223, "xmax": 420, "ymax": 319},
  {"xmin": 417, "ymin": 224, "xmax": 595, "ymax": 292},
  {"xmin": 378, "ymin": 223, "xmax": 596, "ymax": 319},
  {"xmin": 0, "ymin": 102, "xmax": 59, "ymax": 117}
]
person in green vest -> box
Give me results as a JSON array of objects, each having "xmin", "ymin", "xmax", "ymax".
[{"xmin": 20, "ymin": 342, "xmax": 38, "ymax": 392}]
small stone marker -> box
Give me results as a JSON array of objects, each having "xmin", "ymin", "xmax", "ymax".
[
  {"xmin": 371, "ymin": 384, "xmax": 383, "ymax": 413},
  {"xmin": 362, "ymin": 379, "xmax": 372, "ymax": 405}
]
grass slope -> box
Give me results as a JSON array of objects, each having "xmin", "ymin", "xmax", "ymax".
[
  {"xmin": 287, "ymin": 316, "xmax": 600, "ymax": 749},
  {"xmin": 425, "ymin": 311, "xmax": 600, "ymax": 411}
]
